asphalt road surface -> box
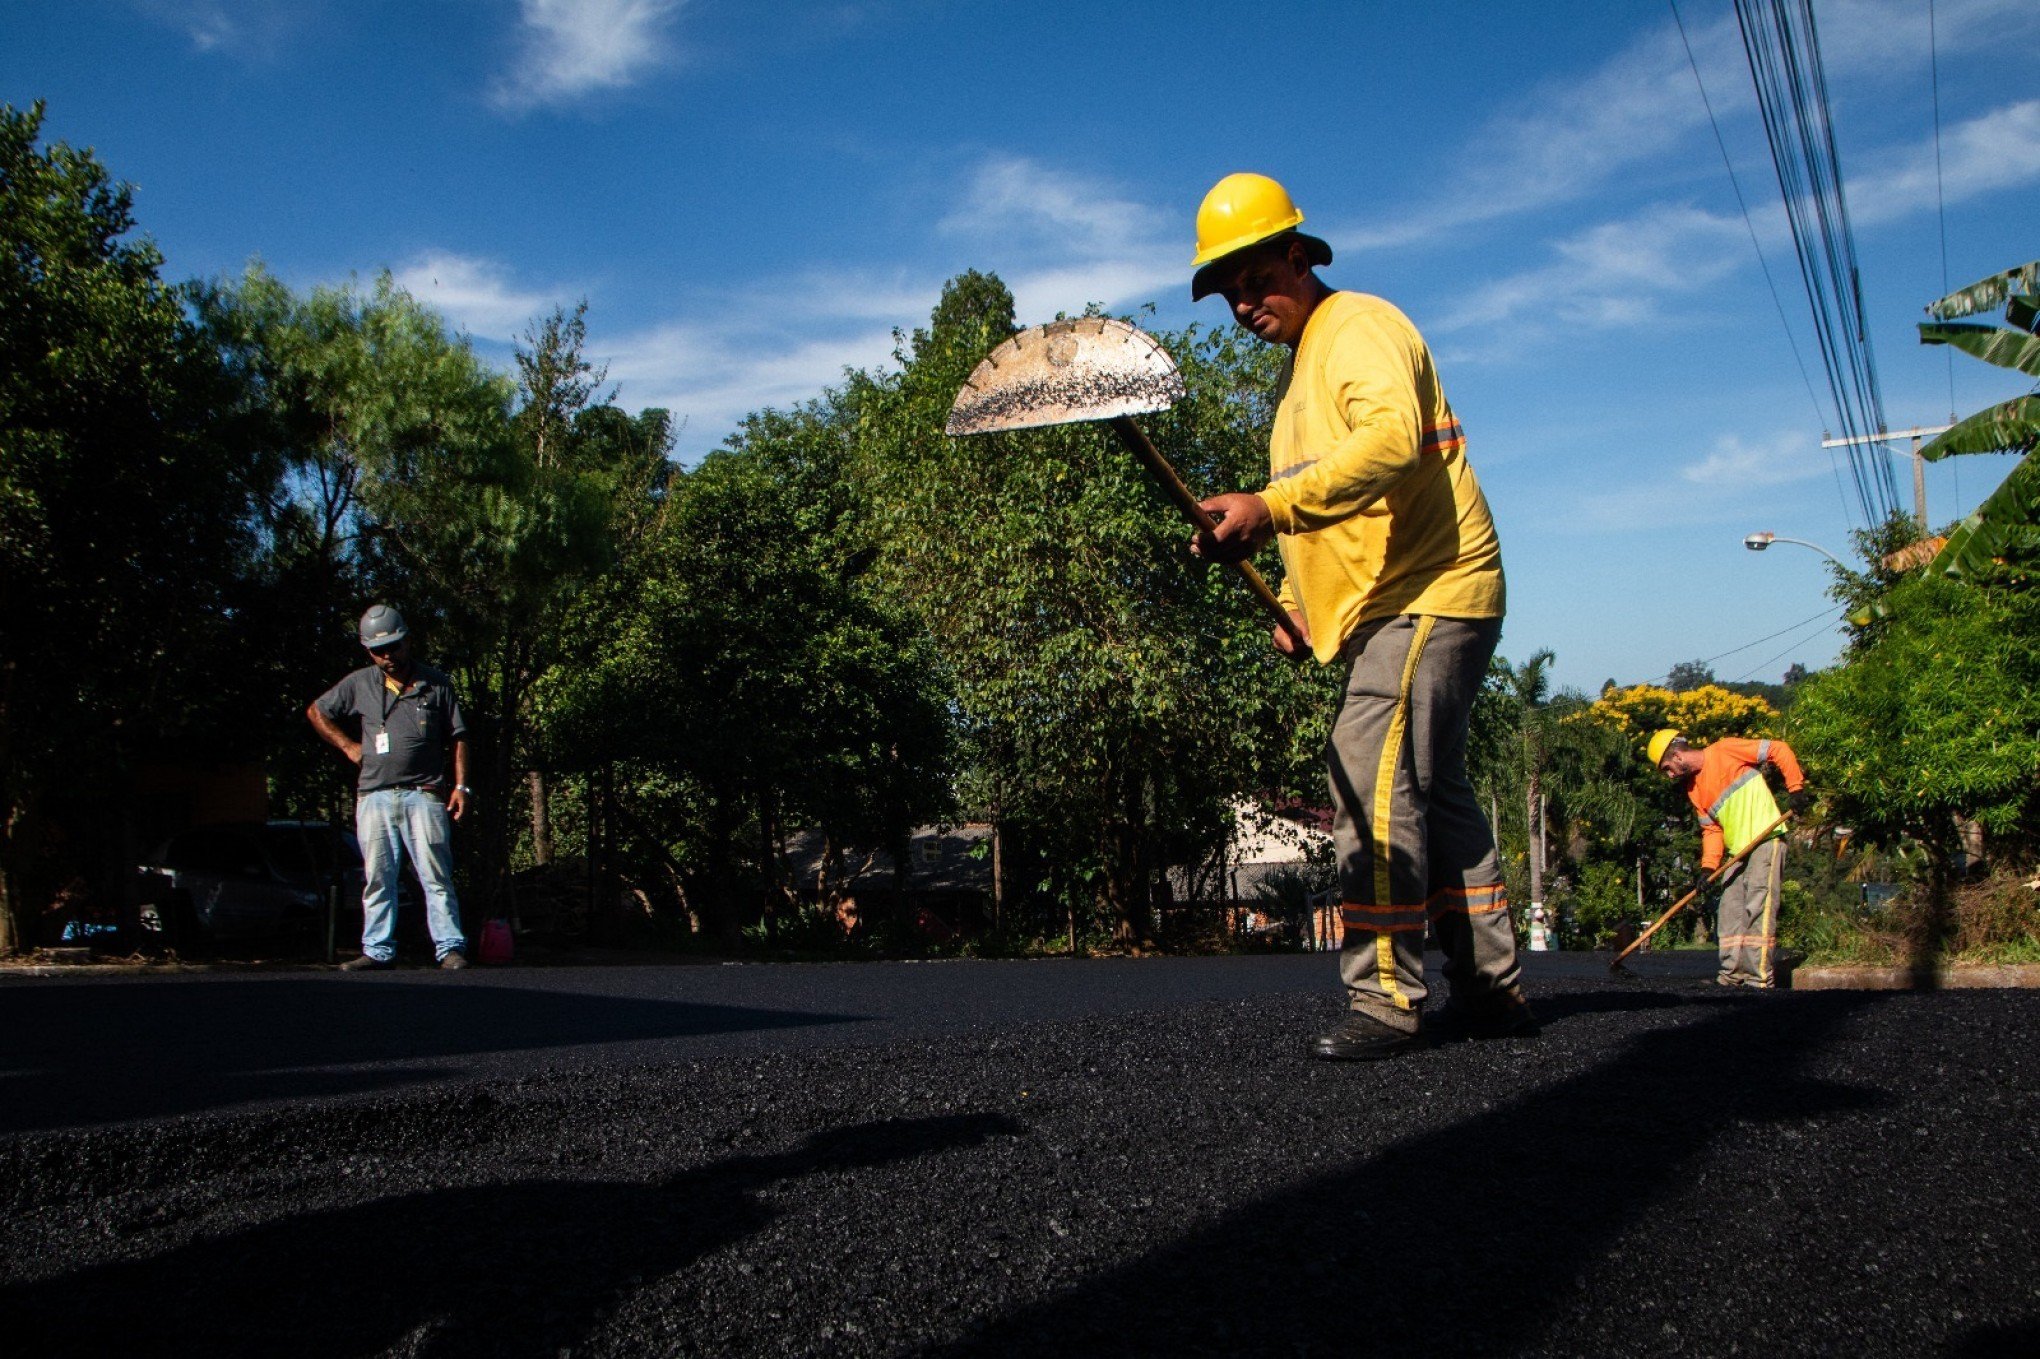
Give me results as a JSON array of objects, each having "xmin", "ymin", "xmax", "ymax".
[{"xmin": 2, "ymin": 953, "xmax": 2036, "ymax": 1357}]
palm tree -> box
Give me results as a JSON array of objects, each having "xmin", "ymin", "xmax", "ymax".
[{"xmin": 1916, "ymin": 260, "xmax": 2040, "ymax": 584}]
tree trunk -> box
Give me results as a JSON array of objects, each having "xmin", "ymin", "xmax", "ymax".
[
  {"xmin": 527, "ymin": 768, "xmax": 553, "ymax": 866},
  {"xmin": 0, "ymin": 843, "xmax": 18, "ymax": 957},
  {"xmin": 990, "ymin": 814, "xmax": 1006, "ymax": 935},
  {"xmin": 757, "ymin": 786, "xmax": 779, "ymax": 947},
  {"xmin": 599, "ymin": 765, "xmax": 619, "ymax": 939},
  {"xmin": 1909, "ymin": 826, "xmax": 1958, "ymax": 988},
  {"xmin": 1526, "ymin": 770, "xmax": 1545, "ymax": 908},
  {"xmin": 584, "ymin": 770, "xmax": 599, "ymax": 929}
]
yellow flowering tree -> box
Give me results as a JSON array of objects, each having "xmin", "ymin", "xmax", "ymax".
[{"xmin": 1578, "ymin": 684, "xmax": 1779, "ymax": 752}]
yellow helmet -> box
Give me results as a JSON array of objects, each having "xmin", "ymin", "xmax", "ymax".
[
  {"xmin": 1191, "ymin": 172, "xmax": 1332, "ymax": 299},
  {"xmin": 1645, "ymin": 729, "xmax": 1682, "ymax": 766}
]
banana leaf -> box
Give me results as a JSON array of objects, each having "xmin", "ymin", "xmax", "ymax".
[
  {"xmin": 1918, "ymin": 322, "xmax": 2040, "ymax": 378},
  {"xmin": 1925, "ymin": 261, "xmax": 2040, "ymax": 321},
  {"xmin": 1916, "ymin": 395, "xmax": 2040, "ymax": 462},
  {"xmin": 1924, "ymin": 451, "xmax": 2040, "ymax": 585}
]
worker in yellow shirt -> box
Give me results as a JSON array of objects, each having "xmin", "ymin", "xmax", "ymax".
[{"xmin": 1189, "ymin": 173, "xmax": 1531, "ymax": 1060}]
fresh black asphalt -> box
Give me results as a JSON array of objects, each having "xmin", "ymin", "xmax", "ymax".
[{"xmin": 2, "ymin": 954, "xmax": 2035, "ymax": 1356}]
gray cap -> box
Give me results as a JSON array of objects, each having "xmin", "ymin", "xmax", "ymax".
[{"xmin": 358, "ymin": 604, "xmax": 408, "ymax": 649}]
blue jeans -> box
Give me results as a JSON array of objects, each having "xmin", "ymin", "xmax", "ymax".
[{"xmin": 355, "ymin": 788, "xmax": 465, "ymax": 961}]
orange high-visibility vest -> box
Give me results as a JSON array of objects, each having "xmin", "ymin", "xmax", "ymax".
[{"xmin": 1686, "ymin": 738, "xmax": 1803, "ymax": 870}]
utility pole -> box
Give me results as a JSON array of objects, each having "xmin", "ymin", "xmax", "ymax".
[{"xmin": 1821, "ymin": 424, "xmax": 1954, "ymax": 528}]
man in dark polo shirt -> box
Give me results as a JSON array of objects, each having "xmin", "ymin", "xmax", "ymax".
[{"xmin": 307, "ymin": 604, "xmax": 472, "ymax": 970}]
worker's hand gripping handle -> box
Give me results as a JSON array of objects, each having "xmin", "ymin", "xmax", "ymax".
[
  {"xmin": 1610, "ymin": 810, "xmax": 1794, "ymax": 971},
  {"xmin": 1106, "ymin": 417, "xmax": 1308, "ymax": 652}
]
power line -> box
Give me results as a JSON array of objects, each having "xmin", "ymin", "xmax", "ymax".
[
  {"xmin": 1928, "ymin": 0, "xmax": 1959, "ymax": 507},
  {"xmin": 1669, "ymin": 0, "xmax": 1852, "ymax": 524},
  {"xmin": 1727, "ymin": 608, "xmax": 1845, "ymax": 684},
  {"xmin": 1735, "ymin": 0, "xmax": 1903, "ymax": 526},
  {"xmin": 1636, "ymin": 603, "xmax": 1843, "ymax": 690}
]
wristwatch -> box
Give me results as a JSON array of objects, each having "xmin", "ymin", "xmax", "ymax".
[{"xmin": 456, "ymin": 785, "xmax": 473, "ymax": 795}]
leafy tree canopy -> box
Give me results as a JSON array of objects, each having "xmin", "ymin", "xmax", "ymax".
[
  {"xmin": 1578, "ymin": 683, "xmax": 1779, "ymax": 750},
  {"xmin": 1790, "ymin": 576, "xmax": 2040, "ymax": 854}
]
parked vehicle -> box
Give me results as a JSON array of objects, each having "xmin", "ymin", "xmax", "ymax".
[{"xmin": 136, "ymin": 820, "xmax": 366, "ymax": 948}]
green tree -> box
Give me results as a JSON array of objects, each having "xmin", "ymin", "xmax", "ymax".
[
  {"xmin": 543, "ymin": 403, "xmax": 951, "ymax": 943},
  {"xmin": 0, "ymin": 103, "xmax": 272, "ymax": 951},
  {"xmin": 1790, "ymin": 577, "xmax": 2040, "ymax": 924},
  {"xmin": 362, "ymin": 302, "xmax": 630, "ymax": 915},
  {"xmin": 1665, "ymin": 658, "xmax": 1715, "ymax": 690},
  {"xmin": 197, "ymin": 267, "xmax": 533, "ymax": 871},
  {"xmin": 1504, "ymin": 649, "xmax": 1559, "ymax": 914},
  {"xmin": 843, "ymin": 275, "xmax": 1334, "ymax": 947}
]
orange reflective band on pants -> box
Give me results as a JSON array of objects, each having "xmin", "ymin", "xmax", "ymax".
[
  {"xmin": 1340, "ymin": 902, "xmax": 1429, "ymax": 933},
  {"xmin": 1428, "ymin": 883, "xmax": 1509, "ymax": 917}
]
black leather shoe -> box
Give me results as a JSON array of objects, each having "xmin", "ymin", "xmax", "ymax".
[
  {"xmin": 1429, "ymin": 986, "xmax": 1539, "ymax": 1040},
  {"xmin": 339, "ymin": 954, "xmax": 392, "ymax": 971},
  {"xmin": 1312, "ymin": 1009, "xmax": 1424, "ymax": 1062}
]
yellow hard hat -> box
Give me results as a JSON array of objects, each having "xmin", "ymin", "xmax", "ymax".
[
  {"xmin": 1645, "ymin": 729, "xmax": 1682, "ymax": 766},
  {"xmin": 1191, "ymin": 172, "xmax": 1332, "ymax": 300}
]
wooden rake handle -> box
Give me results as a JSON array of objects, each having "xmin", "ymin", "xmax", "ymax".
[
  {"xmin": 1106, "ymin": 417, "xmax": 1307, "ymax": 651},
  {"xmin": 1610, "ymin": 810, "xmax": 1794, "ymax": 971}
]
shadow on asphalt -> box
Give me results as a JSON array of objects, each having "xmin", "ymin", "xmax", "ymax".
[
  {"xmin": 1522, "ymin": 987, "xmax": 1690, "ymax": 1023},
  {"xmin": 934, "ymin": 990, "xmax": 1889, "ymax": 1356},
  {"xmin": 0, "ymin": 1112, "xmax": 1023, "ymax": 1358},
  {"xmin": 0, "ymin": 979, "xmax": 855, "ymax": 1133},
  {"xmin": 1952, "ymin": 1318, "xmax": 2040, "ymax": 1356}
]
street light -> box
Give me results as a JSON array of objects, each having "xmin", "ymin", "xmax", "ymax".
[{"xmin": 1743, "ymin": 531, "xmax": 1846, "ymax": 568}]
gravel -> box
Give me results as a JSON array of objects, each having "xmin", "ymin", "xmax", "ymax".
[{"xmin": 3, "ymin": 974, "xmax": 2037, "ymax": 1357}]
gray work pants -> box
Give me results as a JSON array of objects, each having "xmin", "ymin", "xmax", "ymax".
[
  {"xmin": 1328, "ymin": 615, "xmax": 1523, "ymax": 1026},
  {"xmin": 1715, "ymin": 836, "xmax": 1783, "ymax": 987}
]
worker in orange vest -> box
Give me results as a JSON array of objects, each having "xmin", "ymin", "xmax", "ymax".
[{"xmin": 1648, "ymin": 729, "xmax": 1808, "ymax": 988}]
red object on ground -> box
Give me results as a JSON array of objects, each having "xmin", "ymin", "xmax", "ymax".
[{"xmin": 477, "ymin": 917, "xmax": 514, "ymax": 965}]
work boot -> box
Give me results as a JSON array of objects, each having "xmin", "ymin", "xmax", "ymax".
[
  {"xmin": 1429, "ymin": 985, "xmax": 1539, "ymax": 1040},
  {"xmin": 439, "ymin": 950, "xmax": 469, "ymax": 971},
  {"xmin": 340, "ymin": 954, "xmax": 392, "ymax": 972},
  {"xmin": 1312, "ymin": 1008, "xmax": 1424, "ymax": 1062}
]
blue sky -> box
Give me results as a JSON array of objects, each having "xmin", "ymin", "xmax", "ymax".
[{"xmin": 7, "ymin": 0, "xmax": 2037, "ymax": 691}]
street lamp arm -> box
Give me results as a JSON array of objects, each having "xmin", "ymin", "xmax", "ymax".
[{"xmin": 1743, "ymin": 531, "xmax": 1846, "ymax": 568}]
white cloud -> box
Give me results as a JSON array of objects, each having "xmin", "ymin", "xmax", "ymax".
[
  {"xmin": 1330, "ymin": 15, "xmax": 1737, "ymax": 254},
  {"xmin": 778, "ymin": 269, "xmax": 935, "ymax": 324},
  {"xmin": 596, "ymin": 319, "xmax": 901, "ymax": 454},
  {"xmin": 391, "ymin": 251, "xmax": 571, "ymax": 341},
  {"xmin": 937, "ymin": 155, "xmax": 1182, "ymax": 318},
  {"xmin": 1816, "ymin": 0, "xmax": 2040, "ymax": 67},
  {"xmin": 130, "ymin": 0, "xmax": 303, "ymax": 58},
  {"xmin": 1682, "ymin": 432, "xmax": 1834, "ymax": 489},
  {"xmin": 940, "ymin": 156, "xmax": 1162, "ymax": 258},
  {"xmin": 490, "ymin": 0, "xmax": 684, "ymax": 112},
  {"xmin": 1004, "ymin": 257, "xmax": 1182, "ymax": 324},
  {"xmin": 1330, "ymin": 0, "xmax": 2040, "ymax": 258},
  {"xmin": 1434, "ymin": 204, "xmax": 1750, "ymax": 336},
  {"xmin": 1849, "ymin": 100, "xmax": 2040, "ymax": 225},
  {"xmin": 1569, "ymin": 428, "xmax": 1842, "ymax": 531}
]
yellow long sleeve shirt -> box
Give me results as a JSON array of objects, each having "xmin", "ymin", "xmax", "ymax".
[{"xmin": 1259, "ymin": 291, "xmax": 1505, "ymax": 663}]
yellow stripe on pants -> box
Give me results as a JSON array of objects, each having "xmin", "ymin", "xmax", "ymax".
[{"xmin": 1370, "ymin": 615, "xmax": 1435, "ymax": 1011}]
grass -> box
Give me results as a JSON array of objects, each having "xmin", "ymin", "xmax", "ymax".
[{"xmin": 1784, "ymin": 860, "xmax": 2040, "ymax": 967}]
